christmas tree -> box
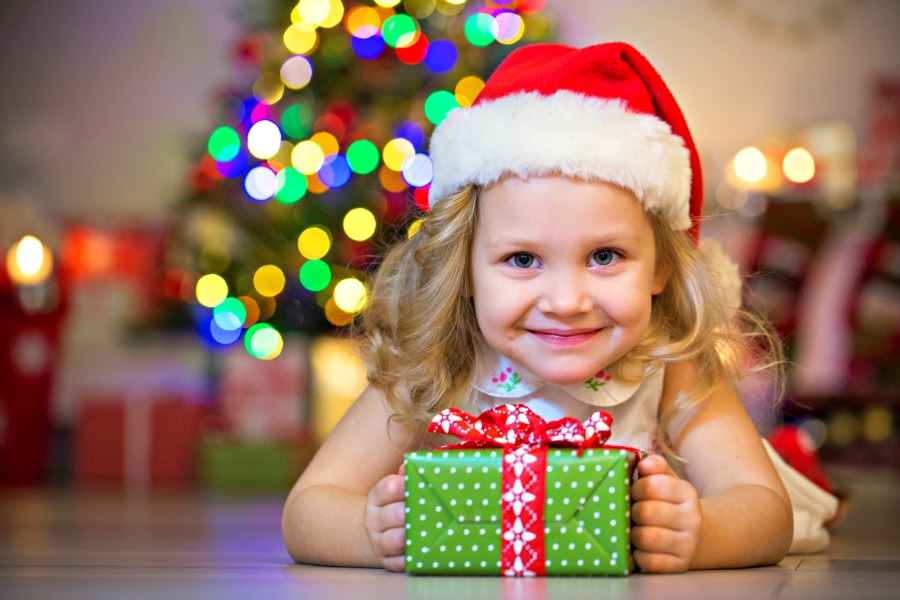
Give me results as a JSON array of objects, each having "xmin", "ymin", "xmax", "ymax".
[{"xmin": 160, "ymin": 0, "xmax": 552, "ymax": 359}]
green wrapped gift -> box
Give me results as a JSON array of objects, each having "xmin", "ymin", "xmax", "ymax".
[{"xmin": 404, "ymin": 404, "xmax": 639, "ymax": 576}]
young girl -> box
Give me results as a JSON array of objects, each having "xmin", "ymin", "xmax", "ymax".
[{"xmin": 283, "ymin": 42, "xmax": 835, "ymax": 573}]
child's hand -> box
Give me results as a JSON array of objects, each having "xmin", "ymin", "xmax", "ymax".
[
  {"xmin": 364, "ymin": 466, "xmax": 406, "ymax": 572},
  {"xmin": 630, "ymin": 454, "xmax": 702, "ymax": 573}
]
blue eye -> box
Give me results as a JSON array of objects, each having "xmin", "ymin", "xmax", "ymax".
[
  {"xmin": 510, "ymin": 253, "xmax": 536, "ymax": 268},
  {"xmin": 591, "ymin": 249, "xmax": 617, "ymax": 266}
]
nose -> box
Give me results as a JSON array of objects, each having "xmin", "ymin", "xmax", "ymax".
[{"xmin": 536, "ymin": 268, "xmax": 594, "ymax": 317}]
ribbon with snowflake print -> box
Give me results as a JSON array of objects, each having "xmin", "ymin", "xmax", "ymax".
[{"xmin": 428, "ymin": 404, "xmax": 641, "ymax": 576}]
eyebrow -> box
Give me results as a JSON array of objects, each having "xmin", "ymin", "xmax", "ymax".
[{"xmin": 482, "ymin": 228, "xmax": 644, "ymax": 249}]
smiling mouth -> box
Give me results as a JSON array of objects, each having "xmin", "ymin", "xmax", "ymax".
[{"xmin": 527, "ymin": 328, "xmax": 600, "ymax": 346}]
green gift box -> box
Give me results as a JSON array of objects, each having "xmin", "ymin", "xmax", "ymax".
[{"xmin": 404, "ymin": 446, "xmax": 636, "ymax": 576}]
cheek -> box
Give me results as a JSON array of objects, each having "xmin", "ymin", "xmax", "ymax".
[
  {"xmin": 601, "ymin": 279, "xmax": 655, "ymax": 325},
  {"xmin": 473, "ymin": 283, "xmax": 519, "ymax": 324}
]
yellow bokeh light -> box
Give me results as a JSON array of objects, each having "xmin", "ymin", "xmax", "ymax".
[
  {"xmin": 379, "ymin": 165, "xmax": 408, "ymax": 192},
  {"xmin": 6, "ymin": 235, "xmax": 53, "ymax": 286},
  {"xmin": 268, "ymin": 141, "xmax": 296, "ymax": 171},
  {"xmin": 298, "ymin": 225, "xmax": 332, "ymax": 259},
  {"xmin": 292, "ymin": 140, "xmax": 326, "ymax": 174},
  {"xmin": 345, "ymin": 6, "xmax": 383, "ymax": 37},
  {"xmin": 783, "ymin": 147, "xmax": 816, "ymax": 183},
  {"xmin": 407, "ymin": 219, "xmax": 423, "ymax": 239},
  {"xmin": 455, "ymin": 75, "xmax": 485, "ymax": 108},
  {"xmin": 284, "ymin": 22, "xmax": 319, "ymax": 55},
  {"xmin": 435, "ymin": 0, "xmax": 466, "ymax": 15},
  {"xmin": 253, "ymin": 264, "xmax": 286, "ymax": 297},
  {"xmin": 861, "ymin": 407, "xmax": 893, "ymax": 442},
  {"xmin": 382, "ymin": 138, "xmax": 415, "ymax": 171},
  {"xmin": 320, "ymin": 0, "xmax": 345, "ymax": 28},
  {"xmin": 253, "ymin": 72, "xmax": 285, "ymax": 105},
  {"xmin": 196, "ymin": 273, "xmax": 228, "ymax": 307},
  {"xmin": 238, "ymin": 295, "xmax": 261, "ymax": 328},
  {"xmin": 733, "ymin": 146, "xmax": 768, "ymax": 184},
  {"xmin": 298, "ymin": 0, "xmax": 332, "ymax": 25},
  {"xmin": 324, "ymin": 297, "xmax": 354, "ymax": 326},
  {"xmin": 828, "ymin": 411, "xmax": 859, "ymax": 446},
  {"xmin": 333, "ymin": 278, "xmax": 368, "ymax": 313},
  {"xmin": 343, "ymin": 208, "xmax": 377, "ymax": 241},
  {"xmin": 374, "ymin": 0, "xmax": 402, "ymax": 7},
  {"xmin": 311, "ymin": 131, "xmax": 340, "ymax": 156},
  {"xmin": 307, "ymin": 172, "xmax": 329, "ymax": 194}
]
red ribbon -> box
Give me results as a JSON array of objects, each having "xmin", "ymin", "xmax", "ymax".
[{"xmin": 428, "ymin": 404, "xmax": 639, "ymax": 576}]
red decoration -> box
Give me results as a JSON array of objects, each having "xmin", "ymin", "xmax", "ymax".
[
  {"xmin": 428, "ymin": 404, "xmax": 637, "ymax": 576},
  {"xmin": 74, "ymin": 396, "xmax": 208, "ymax": 489}
]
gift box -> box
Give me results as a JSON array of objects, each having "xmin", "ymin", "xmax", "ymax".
[
  {"xmin": 218, "ymin": 335, "xmax": 309, "ymax": 442},
  {"xmin": 74, "ymin": 395, "xmax": 208, "ymax": 489},
  {"xmin": 404, "ymin": 404, "xmax": 639, "ymax": 577}
]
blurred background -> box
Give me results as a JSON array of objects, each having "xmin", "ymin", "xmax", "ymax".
[{"xmin": 0, "ymin": 0, "xmax": 898, "ymax": 494}]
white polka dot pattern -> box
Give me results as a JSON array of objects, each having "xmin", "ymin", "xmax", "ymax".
[{"xmin": 404, "ymin": 448, "xmax": 636, "ymax": 576}]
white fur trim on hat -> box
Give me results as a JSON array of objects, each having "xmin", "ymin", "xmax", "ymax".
[{"xmin": 428, "ymin": 90, "xmax": 693, "ymax": 231}]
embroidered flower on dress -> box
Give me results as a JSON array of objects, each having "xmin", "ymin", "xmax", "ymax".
[
  {"xmin": 493, "ymin": 367, "xmax": 522, "ymax": 392},
  {"xmin": 584, "ymin": 370, "xmax": 612, "ymax": 391}
]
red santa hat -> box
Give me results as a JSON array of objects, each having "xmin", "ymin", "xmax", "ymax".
[{"xmin": 428, "ymin": 42, "xmax": 703, "ymax": 243}]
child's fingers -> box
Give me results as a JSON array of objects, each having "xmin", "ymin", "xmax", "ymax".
[
  {"xmin": 632, "ymin": 472, "xmax": 686, "ymax": 503},
  {"xmin": 366, "ymin": 498, "xmax": 406, "ymax": 534},
  {"xmin": 632, "ymin": 548, "xmax": 689, "ymax": 574},
  {"xmin": 379, "ymin": 524, "xmax": 407, "ymax": 557},
  {"xmin": 636, "ymin": 454, "xmax": 676, "ymax": 478},
  {"xmin": 382, "ymin": 553, "xmax": 407, "ymax": 573},
  {"xmin": 631, "ymin": 525, "xmax": 694, "ymax": 572},
  {"xmin": 369, "ymin": 474, "xmax": 405, "ymax": 508},
  {"xmin": 631, "ymin": 498, "xmax": 682, "ymax": 528}
]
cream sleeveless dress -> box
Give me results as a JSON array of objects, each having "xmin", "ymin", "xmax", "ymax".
[{"xmin": 470, "ymin": 346, "xmax": 838, "ymax": 554}]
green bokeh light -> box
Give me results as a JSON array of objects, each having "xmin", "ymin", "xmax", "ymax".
[
  {"xmin": 382, "ymin": 14, "xmax": 418, "ymax": 48},
  {"xmin": 244, "ymin": 323, "xmax": 281, "ymax": 359},
  {"xmin": 464, "ymin": 13, "xmax": 495, "ymax": 47},
  {"xmin": 346, "ymin": 139, "xmax": 380, "ymax": 174},
  {"xmin": 281, "ymin": 103, "xmax": 313, "ymax": 139},
  {"xmin": 299, "ymin": 259, "xmax": 332, "ymax": 292},
  {"xmin": 275, "ymin": 167, "xmax": 308, "ymax": 203},
  {"xmin": 208, "ymin": 126, "xmax": 241, "ymax": 161},
  {"xmin": 213, "ymin": 297, "xmax": 247, "ymax": 331},
  {"xmin": 424, "ymin": 91, "xmax": 460, "ymax": 125}
]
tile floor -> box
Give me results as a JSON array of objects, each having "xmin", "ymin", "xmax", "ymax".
[{"xmin": 0, "ymin": 465, "xmax": 897, "ymax": 600}]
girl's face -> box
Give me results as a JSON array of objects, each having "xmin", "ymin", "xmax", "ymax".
[{"xmin": 470, "ymin": 176, "xmax": 667, "ymax": 386}]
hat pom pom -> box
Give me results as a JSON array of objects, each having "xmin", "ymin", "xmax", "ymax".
[{"xmin": 699, "ymin": 239, "xmax": 743, "ymax": 315}]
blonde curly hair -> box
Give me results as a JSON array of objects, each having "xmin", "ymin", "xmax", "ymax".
[{"xmin": 360, "ymin": 184, "xmax": 784, "ymax": 456}]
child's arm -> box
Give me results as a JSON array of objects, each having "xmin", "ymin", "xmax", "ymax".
[
  {"xmin": 631, "ymin": 361, "xmax": 793, "ymax": 572},
  {"xmin": 281, "ymin": 385, "xmax": 419, "ymax": 569}
]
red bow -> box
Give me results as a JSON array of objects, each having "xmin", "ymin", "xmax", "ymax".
[{"xmin": 428, "ymin": 403, "xmax": 614, "ymax": 453}]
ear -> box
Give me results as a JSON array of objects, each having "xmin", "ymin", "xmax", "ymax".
[{"xmin": 651, "ymin": 265, "xmax": 669, "ymax": 296}]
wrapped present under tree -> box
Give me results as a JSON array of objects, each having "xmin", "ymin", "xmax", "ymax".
[{"xmin": 405, "ymin": 404, "xmax": 641, "ymax": 576}]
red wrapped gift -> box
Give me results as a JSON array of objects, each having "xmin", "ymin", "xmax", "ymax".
[{"xmin": 74, "ymin": 395, "xmax": 207, "ymax": 489}]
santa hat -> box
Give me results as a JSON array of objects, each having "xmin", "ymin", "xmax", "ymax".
[
  {"xmin": 428, "ymin": 42, "xmax": 702, "ymax": 242},
  {"xmin": 427, "ymin": 42, "xmax": 742, "ymax": 309}
]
